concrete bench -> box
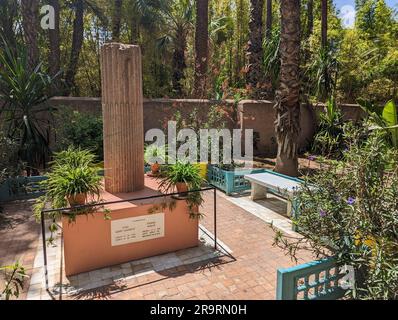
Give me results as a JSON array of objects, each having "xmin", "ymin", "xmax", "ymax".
[{"xmin": 244, "ymin": 172, "xmax": 302, "ymax": 217}]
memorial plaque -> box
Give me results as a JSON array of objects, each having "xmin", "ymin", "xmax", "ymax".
[{"xmin": 111, "ymin": 213, "xmax": 165, "ymax": 246}]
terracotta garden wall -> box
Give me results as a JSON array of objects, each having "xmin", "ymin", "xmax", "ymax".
[{"xmin": 48, "ymin": 97, "xmax": 366, "ymax": 157}]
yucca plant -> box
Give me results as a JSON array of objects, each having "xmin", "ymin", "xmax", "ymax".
[{"xmin": 0, "ymin": 39, "xmax": 57, "ymax": 173}]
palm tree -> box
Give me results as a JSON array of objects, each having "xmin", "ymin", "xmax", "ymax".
[
  {"xmin": 112, "ymin": 0, "xmax": 123, "ymax": 41},
  {"xmin": 266, "ymin": 0, "xmax": 272, "ymax": 40},
  {"xmin": 128, "ymin": 0, "xmax": 168, "ymax": 44},
  {"xmin": 64, "ymin": 0, "xmax": 108, "ymax": 96},
  {"xmin": 158, "ymin": 0, "xmax": 194, "ymax": 95},
  {"xmin": 246, "ymin": 0, "xmax": 264, "ymax": 98},
  {"xmin": 274, "ymin": 0, "xmax": 301, "ymax": 177},
  {"xmin": 64, "ymin": 0, "xmax": 84, "ymax": 95},
  {"xmin": 194, "ymin": 0, "xmax": 209, "ymax": 98},
  {"xmin": 49, "ymin": 0, "xmax": 61, "ymax": 83},
  {"xmin": 321, "ymin": 0, "xmax": 328, "ymax": 48},
  {"xmin": 21, "ymin": 0, "xmax": 40, "ymax": 70}
]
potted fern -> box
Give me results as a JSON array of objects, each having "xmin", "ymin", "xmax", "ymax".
[{"xmin": 34, "ymin": 147, "xmax": 102, "ymax": 213}]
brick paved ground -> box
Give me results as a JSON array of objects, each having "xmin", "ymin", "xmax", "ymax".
[
  {"xmin": 0, "ymin": 201, "xmax": 41, "ymax": 300},
  {"xmin": 1, "ymin": 191, "xmax": 314, "ymax": 300},
  {"xmin": 67, "ymin": 191, "xmax": 313, "ymax": 300}
]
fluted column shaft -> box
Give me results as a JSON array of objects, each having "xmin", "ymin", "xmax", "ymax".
[{"xmin": 100, "ymin": 43, "xmax": 145, "ymax": 193}]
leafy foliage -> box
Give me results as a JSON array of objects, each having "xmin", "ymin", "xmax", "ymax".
[
  {"xmin": 312, "ymin": 97, "xmax": 346, "ymax": 158},
  {"xmin": 0, "ymin": 262, "xmax": 28, "ymax": 300},
  {"xmin": 54, "ymin": 108, "xmax": 103, "ymax": 161},
  {"xmin": 274, "ymin": 125, "xmax": 398, "ymax": 299},
  {"xmin": 0, "ymin": 131, "xmax": 22, "ymax": 184},
  {"xmin": 33, "ymin": 147, "xmax": 102, "ymax": 220},
  {"xmin": 157, "ymin": 161, "xmax": 205, "ymax": 218},
  {"xmin": 0, "ymin": 40, "xmax": 56, "ymax": 172}
]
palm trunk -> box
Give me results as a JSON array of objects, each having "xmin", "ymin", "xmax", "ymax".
[
  {"xmin": 266, "ymin": 0, "xmax": 272, "ymax": 40},
  {"xmin": 0, "ymin": 0, "xmax": 18, "ymax": 50},
  {"xmin": 172, "ymin": 26, "xmax": 187, "ymax": 96},
  {"xmin": 307, "ymin": 0, "xmax": 313, "ymax": 36},
  {"xmin": 321, "ymin": 0, "xmax": 328, "ymax": 48},
  {"xmin": 274, "ymin": 0, "xmax": 301, "ymax": 177},
  {"xmin": 21, "ymin": 0, "xmax": 40, "ymax": 70},
  {"xmin": 64, "ymin": 0, "xmax": 84, "ymax": 96},
  {"xmin": 112, "ymin": 0, "xmax": 123, "ymax": 42},
  {"xmin": 246, "ymin": 0, "xmax": 264, "ymax": 98},
  {"xmin": 194, "ymin": 0, "xmax": 209, "ymax": 98},
  {"xmin": 130, "ymin": 19, "xmax": 139, "ymax": 44},
  {"xmin": 49, "ymin": 0, "xmax": 61, "ymax": 81}
]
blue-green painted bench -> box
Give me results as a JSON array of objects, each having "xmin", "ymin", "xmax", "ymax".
[
  {"xmin": 207, "ymin": 165, "xmax": 267, "ymax": 195},
  {"xmin": 276, "ymin": 257, "xmax": 348, "ymax": 300}
]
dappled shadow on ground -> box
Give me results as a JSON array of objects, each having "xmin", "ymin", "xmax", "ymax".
[
  {"xmin": 66, "ymin": 253, "xmax": 235, "ymax": 301},
  {"xmin": 0, "ymin": 202, "xmax": 30, "ymax": 230}
]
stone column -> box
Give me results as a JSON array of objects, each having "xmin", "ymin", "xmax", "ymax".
[{"xmin": 100, "ymin": 43, "xmax": 145, "ymax": 193}]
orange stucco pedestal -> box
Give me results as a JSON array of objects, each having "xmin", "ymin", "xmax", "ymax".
[{"xmin": 62, "ymin": 177, "xmax": 199, "ymax": 276}]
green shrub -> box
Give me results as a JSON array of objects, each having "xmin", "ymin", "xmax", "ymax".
[
  {"xmin": 54, "ymin": 108, "xmax": 103, "ymax": 161},
  {"xmin": 0, "ymin": 132, "xmax": 22, "ymax": 184},
  {"xmin": 312, "ymin": 97, "xmax": 346, "ymax": 159},
  {"xmin": 274, "ymin": 125, "xmax": 398, "ymax": 299}
]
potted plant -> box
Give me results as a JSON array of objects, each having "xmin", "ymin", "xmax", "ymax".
[
  {"xmin": 157, "ymin": 162, "xmax": 205, "ymax": 218},
  {"xmin": 34, "ymin": 147, "xmax": 102, "ymax": 212},
  {"xmin": 144, "ymin": 144, "xmax": 166, "ymax": 175},
  {"xmin": 158, "ymin": 162, "xmax": 203, "ymax": 194}
]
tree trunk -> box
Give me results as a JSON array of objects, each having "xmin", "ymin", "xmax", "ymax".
[
  {"xmin": 0, "ymin": 0, "xmax": 18, "ymax": 50},
  {"xmin": 274, "ymin": 0, "xmax": 301, "ymax": 177},
  {"xmin": 266, "ymin": 0, "xmax": 272, "ymax": 40},
  {"xmin": 49, "ymin": 0, "xmax": 61, "ymax": 80},
  {"xmin": 64, "ymin": 0, "xmax": 84, "ymax": 96},
  {"xmin": 130, "ymin": 19, "xmax": 140, "ymax": 44},
  {"xmin": 112, "ymin": 0, "xmax": 123, "ymax": 42},
  {"xmin": 321, "ymin": 0, "xmax": 328, "ymax": 48},
  {"xmin": 307, "ymin": 0, "xmax": 313, "ymax": 36},
  {"xmin": 21, "ymin": 0, "xmax": 40, "ymax": 70},
  {"xmin": 194, "ymin": 0, "xmax": 209, "ymax": 98},
  {"xmin": 246, "ymin": 0, "xmax": 264, "ymax": 98},
  {"xmin": 172, "ymin": 26, "xmax": 187, "ymax": 96}
]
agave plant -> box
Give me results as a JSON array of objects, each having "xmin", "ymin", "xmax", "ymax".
[{"xmin": 0, "ymin": 39, "xmax": 57, "ymax": 174}]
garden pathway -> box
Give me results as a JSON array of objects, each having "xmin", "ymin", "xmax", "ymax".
[
  {"xmin": 1, "ymin": 191, "xmax": 314, "ymax": 300},
  {"xmin": 0, "ymin": 200, "xmax": 41, "ymax": 300}
]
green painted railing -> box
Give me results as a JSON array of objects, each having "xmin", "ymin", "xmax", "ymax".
[
  {"xmin": 0, "ymin": 176, "xmax": 48, "ymax": 202},
  {"xmin": 207, "ymin": 165, "xmax": 267, "ymax": 195},
  {"xmin": 276, "ymin": 257, "xmax": 348, "ymax": 300}
]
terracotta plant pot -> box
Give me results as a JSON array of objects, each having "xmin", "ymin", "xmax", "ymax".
[
  {"xmin": 151, "ymin": 163, "xmax": 161, "ymax": 175},
  {"xmin": 67, "ymin": 193, "xmax": 87, "ymax": 207},
  {"xmin": 176, "ymin": 182, "xmax": 189, "ymax": 196}
]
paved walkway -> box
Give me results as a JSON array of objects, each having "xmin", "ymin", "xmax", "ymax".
[
  {"xmin": 1, "ymin": 191, "xmax": 313, "ymax": 300},
  {"xmin": 0, "ymin": 201, "xmax": 41, "ymax": 300}
]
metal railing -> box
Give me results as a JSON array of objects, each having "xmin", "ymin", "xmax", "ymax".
[{"xmin": 39, "ymin": 186, "xmax": 220, "ymax": 290}]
